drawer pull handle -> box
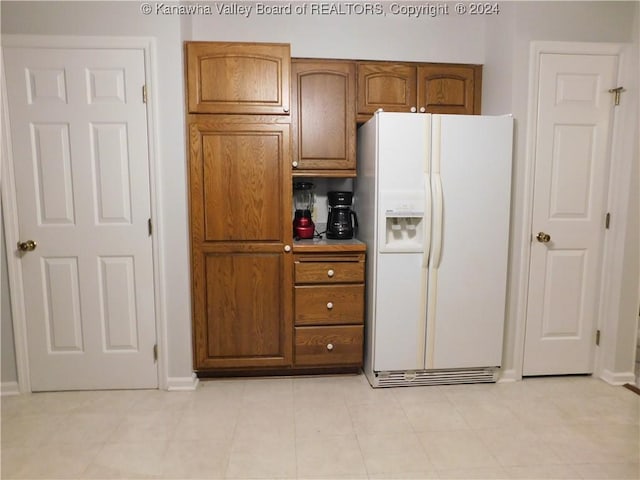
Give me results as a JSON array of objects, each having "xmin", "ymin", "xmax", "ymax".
[
  {"xmin": 326, "ymin": 343, "xmax": 334, "ymax": 351},
  {"xmin": 327, "ymin": 269, "xmax": 335, "ymax": 278},
  {"xmin": 326, "ymin": 302, "xmax": 334, "ymax": 310}
]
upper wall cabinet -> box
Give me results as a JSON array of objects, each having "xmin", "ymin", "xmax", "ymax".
[
  {"xmin": 357, "ymin": 61, "xmax": 482, "ymax": 121},
  {"xmin": 291, "ymin": 60, "xmax": 356, "ymax": 176},
  {"xmin": 417, "ymin": 64, "xmax": 481, "ymax": 115},
  {"xmin": 185, "ymin": 42, "xmax": 291, "ymax": 115}
]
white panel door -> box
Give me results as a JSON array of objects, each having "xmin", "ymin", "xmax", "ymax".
[
  {"xmin": 4, "ymin": 47, "xmax": 158, "ymax": 390},
  {"xmin": 427, "ymin": 115, "xmax": 513, "ymax": 369},
  {"xmin": 523, "ymin": 53, "xmax": 618, "ymax": 376}
]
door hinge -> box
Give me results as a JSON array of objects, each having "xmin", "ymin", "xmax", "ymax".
[
  {"xmin": 605, "ymin": 212, "xmax": 611, "ymax": 229},
  {"xmin": 148, "ymin": 218, "xmax": 152, "ymax": 236},
  {"xmin": 595, "ymin": 329, "xmax": 601, "ymax": 346},
  {"xmin": 142, "ymin": 85, "xmax": 148, "ymax": 104},
  {"xmin": 153, "ymin": 344, "xmax": 158, "ymax": 362},
  {"xmin": 608, "ymin": 86, "xmax": 625, "ymax": 106}
]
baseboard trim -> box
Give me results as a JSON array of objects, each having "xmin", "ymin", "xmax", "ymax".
[
  {"xmin": 1, "ymin": 381, "xmax": 20, "ymax": 396},
  {"xmin": 166, "ymin": 374, "xmax": 199, "ymax": 391},
  {"xmin": 497, "ymin": 369, "xmax": 521, "ymax": 383},
  {"xmin": 599, "ymin": 368, "xmax": 636, "ymax": 386}
]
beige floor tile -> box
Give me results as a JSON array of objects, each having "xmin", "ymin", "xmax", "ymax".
[
  {"xmin": 13, "ymin": 443, "xmax": 102, "ymax": 479},
  {"xmin": 225, "ymin": 430, "xmax": 296, "ymax": 479},
  {"xmin": 172, "ymin": 409, "xmax": 239, "ymax": 442},
  {"xmin": 242, "ymin": 377, "xmax": 294, "ymax": 406},
  {"xmin": 450, "ymin": 398, "xmax": 524, "ymax": 429},
  {"xmin": 295, "ymin": 401, "xmax": 354, "ymax": 436},
  {"xmin": 106, "ymin": 410, "xmax": 181, "ymax": 444},
  {"xmin": 293, "ymin": 375, "xmax": 353, "ymax": 406},
  {"xmin": 475, "ymin": 426, "xmax": 564, "ymax": 467},
  {"xmin": 419, "ymin": 430, "xmax": 501, "ymax": 470},
  {"xmin": 436, "ymin": 466, "xmax": 510, "ymax": 479},
  {"xmin": 349, "ymin": 401, "xmax": 413, "ymax": 435},
  {"xmin": 1, "ymin": 413, "xmax": 67, "ymax": 447},
  {"xmin": 71, "ymin": 389, "xmax": 150, "ymax": 414},
  {"xmin": 160, "ymin": 439, "xmax": 230, "ymax": 479},
  {"xmin": 503, "ymin": 464, "xmax": 583, "ymax": 479},
  {"xmin": 0, "ymin": 446, "xmax": 39, "ymax": 479},
  {"xmin": 401, "ymin": 400, "xmax": 471, "ymax": 432},
  {"xmin": 46, "ymin": 412, "xmax": 124, "ymax": 444},
  {"xmin": 392, "ymin": 384, "xmax": 450, "ymax": 406},
  {"xmin": 236, "ymin": 401, "xmax": 295, "ymax": 435},
  {"xmin": 357, "ymin": 431, "xmax": 435, "ymax": 476},
  {"xmin": 531, "ymin": 424, "xmax": 613, "ymax": 464},
  {"xmin": 575, "ymin": 462, "xmax": 640, "ymax": 479},
  {"xmin": 295, "ymin": 433, "xmax": 367, "ymax": 478},
  {"xmin": 83, "ymin": 441, "xmax": 168, "ymax": 479}
]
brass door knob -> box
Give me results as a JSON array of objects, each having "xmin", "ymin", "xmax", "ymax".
[
  {"xmin": 536, "ymin": 232, "xmax": 551, "ymax": 243},
  {"xmin": 17, "ymin": 240, "xmax": 37, "ymax": 252}
]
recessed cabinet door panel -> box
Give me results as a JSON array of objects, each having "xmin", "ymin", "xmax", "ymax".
[
  {"xmin": 292, "ymin": 61, "xmax": 356, "ymax": 171},
  {"xmin": 186, "ymin": 42, "xmax": 290, "ymax": 114},
  {"xmin": 357, "ymin": 63, "xmax": 416, "ymax": 114},
  {"xmin": 197, "ymin": 252, "xmax": 291, "ymax": 368},
  {"xmin": 190, "ymin": 122, "xmax": 288, "ymax": 243},
  {"xmin": 417, "ymin": 65, "xmax": 479, "ymax": 114}
]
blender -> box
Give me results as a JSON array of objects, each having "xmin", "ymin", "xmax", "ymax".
[{"xmin": 293, "ymin": 182, "xmax": 316, "ymax": 239}]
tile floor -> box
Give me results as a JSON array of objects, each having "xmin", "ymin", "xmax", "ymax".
[{"xmin": 1, "ymin": 374, "xmax": 638, "ymax": 479}]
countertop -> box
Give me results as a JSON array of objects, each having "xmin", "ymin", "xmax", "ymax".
[{"xmin": 292, "ymin": 237, "xmax": 366, "ymax": 253}]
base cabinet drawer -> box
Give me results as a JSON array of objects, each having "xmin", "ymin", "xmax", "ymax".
[
  {"xmin": 295, "ymin": 284, "xmax": 364, "ymax": 325},
  {"xmin": 295, "ymin": 260, "xmax": 364, "ymax": 284},
  {"xmin": 295, "ymin": 325, "xmax": 363, "ymax": 366}
]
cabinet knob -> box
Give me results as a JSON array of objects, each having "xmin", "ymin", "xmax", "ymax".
[
  {"xmin": 284, "ymin": 245, "xmax": 292, "ymax": 252},
  {"xmin": 326, "ymin": 302, "xmax": 334, "ymax": 310},
  {"xmin": 410, "ymin": 106, "xmax": 417, "ymax": 113},
  {"xmin": 419, "ymin": 107, "xmax": 426, "ymax": 113},
  {"xmin": 327, "ymin": 269, "xmax": 335, "ymax": 278},
  {"xmin": 326, "ymin": 343, "xmax": 334, "ymax": 351},
  {"xmin": 283, "ymin": 106, "xmax": 290, "ymax": 113},
  {"xmin": 292, "ymin": 161, "xmax": 298, "ymax": 168}
]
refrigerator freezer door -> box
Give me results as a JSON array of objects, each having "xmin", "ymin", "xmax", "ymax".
[{"xmin": 426, "ymin": 115, "xmax": 513, "ymax": 369}]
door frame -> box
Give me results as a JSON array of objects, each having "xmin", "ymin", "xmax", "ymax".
[
  {"xmin": 511, "ymin": 41, "xmax": 638, "ymax": 384},
  {"xmin": 1, "ymin": 35, "xmax": 167, "ymax": 392}
]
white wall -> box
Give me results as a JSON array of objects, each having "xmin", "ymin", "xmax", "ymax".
[
  {"xmin": 1, "ymin": 1, "xmax": 194, "ymax": 384},
  {"xmin": 1, "ymin": 1, "xmax": 638, "ymax": 387}
]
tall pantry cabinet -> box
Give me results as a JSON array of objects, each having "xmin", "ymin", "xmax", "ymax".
[{"xmin": 186, "ymin": 43, "xmax": 294, "ymax": 370}]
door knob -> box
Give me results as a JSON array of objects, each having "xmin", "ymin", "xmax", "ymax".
[
  {"xmin": 17, "ymin": 240, "xmax": 37, "ymax": 252},
  {"xmin": 536, "ymin": 232, "xmax": 551, "ymax": 243}
]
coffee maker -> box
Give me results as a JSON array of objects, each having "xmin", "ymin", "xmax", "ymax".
[
  {"xmin": 293, "ymin": 182, "xmax": 316, "ymax": 239},
  {"xmin": 326, "ymin": 191, "xmax": 358, "ymax": 239}
]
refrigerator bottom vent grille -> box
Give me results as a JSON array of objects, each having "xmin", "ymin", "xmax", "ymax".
[{"xmin": 373, "ymin": 368, "xmax": 498, "ymax": 388}]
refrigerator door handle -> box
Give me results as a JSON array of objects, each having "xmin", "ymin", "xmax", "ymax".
[
  {"xmin": 422, "ymin": 173, "xmax": 432, "ymax": 268},
  {"xmin": 430, "ymin": 172, "xmax": 444, "ymax": 269}
]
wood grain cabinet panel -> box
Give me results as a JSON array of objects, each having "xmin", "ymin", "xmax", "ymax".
[
  {"xmin": 357, "ymin": 61, "xmax": 482, "ymax": 120},
  {"xmin": 417, "ymin": 64, "xmax": 481, "ymax": 115},
  {"xmin": 291, "ymin": 60, "xmax": 356, "ymax": 175},
  {"xmin": 295, "ymin": 325, "xmax": 363, "ymax": 366},
  {"xmin": 295, "ymin": 284, "xmax": 364, "ymax": 325},
  {"xmin": 294, "ymin": 258, "xmax": 365, "ymax": 284},
  {"xmin": 189, "ymin": 118, "xmax": 293, "ymax": 371},
  {"xmin": 357, "ymin": 62, "xmax": 417, "ymax": 115},
  {"xmin": 186, "ymin": 42, "xmax": 290, "ymax": 114}
]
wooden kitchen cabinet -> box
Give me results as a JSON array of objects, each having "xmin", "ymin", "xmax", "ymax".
[
  {"xmin": 357, "ymin": 61, "xmax": 482, "ymax": 121},
  {"xmin": 293, "ymin": 252, "xmax": 365, "ymax": 368},
  {"xmin": 185, "ymin": 42, "xmax": 290, "ymax": 115},
  {"xmin": 188, "ymin": 118, "xmax": 293, "ymax": 370},
  {"xmin": 291, "ymin": 60, "xmax": 357, "ymax": 176},
  {"xmin": 417, "ymin": 64, "xmax": 482, "ymax": 115}
]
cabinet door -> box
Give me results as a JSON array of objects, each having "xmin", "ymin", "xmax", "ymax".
[
  {"xmin": 185, "ymin": 42, "xmax": 290, "ymax": 115},
  {"xmin": 189, "ymin": 120, "xmax": 293, "ymax": 369},
  {"xmin": 357, "ymin": 62, "xmax": 417, "ymax": 115},
  {"xmin": 194, "ymin": 251, "xmax": 292, "ymax": 369},
  {"xmin": 417, "ymin": 65, "xmax": 481, "ymax": 115},
  {"xmin": 291, "ymin": 60, "xmax": 356, "ymax": 174}
]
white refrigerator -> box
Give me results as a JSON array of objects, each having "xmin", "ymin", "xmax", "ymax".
[{"xmin": 355, "ymin": 112, "xmax": 514, "ymax": 387}]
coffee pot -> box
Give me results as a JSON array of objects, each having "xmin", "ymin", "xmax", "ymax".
[{"xmin": 326, "ymin": 191, "xmax": 358, "ymax": 240}]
